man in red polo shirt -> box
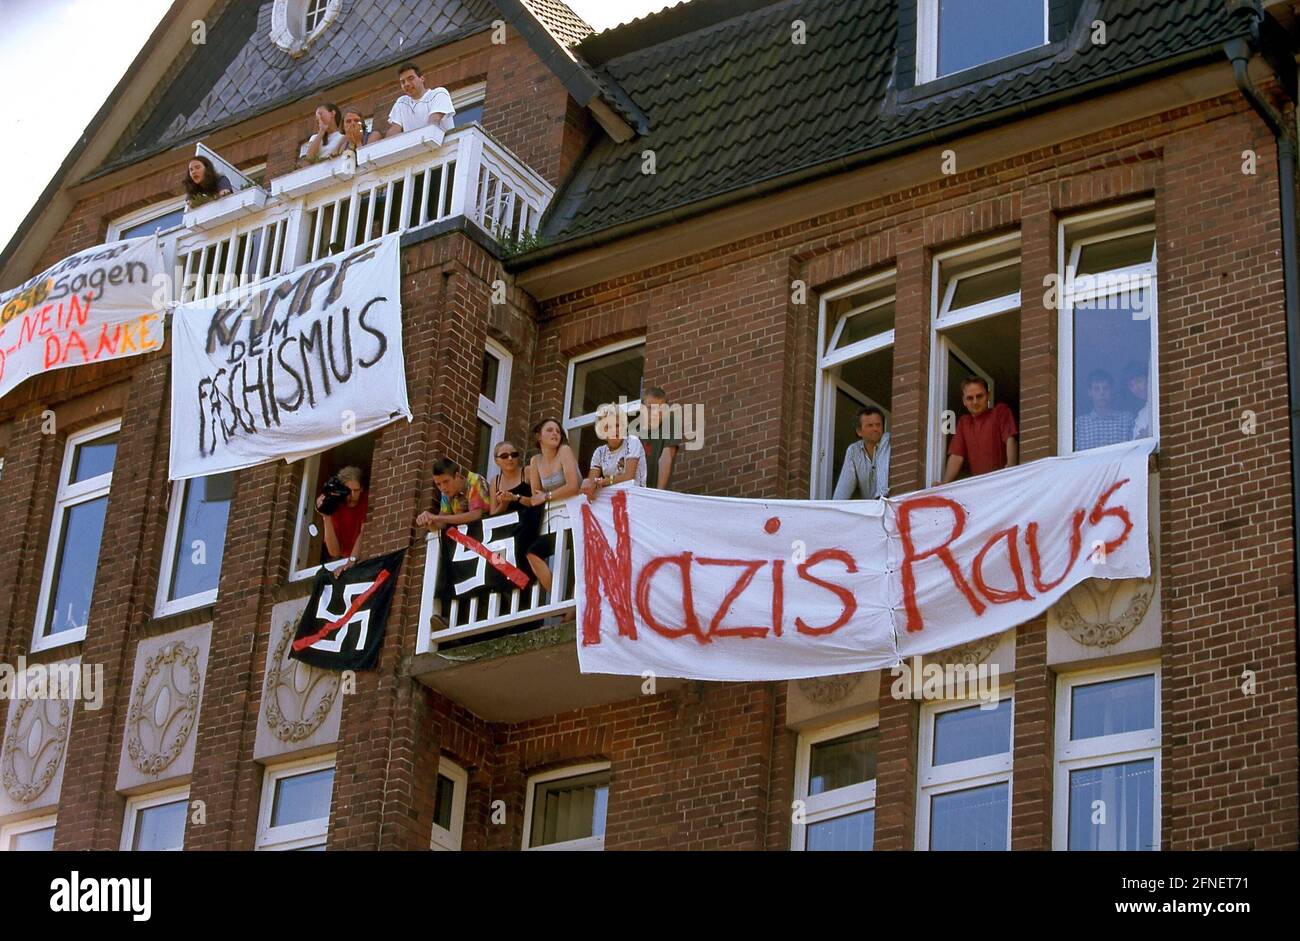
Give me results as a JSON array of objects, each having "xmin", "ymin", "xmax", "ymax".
[{"xmin": 942, "ymin": 376, "xmax": 1019, "ymax": 483}]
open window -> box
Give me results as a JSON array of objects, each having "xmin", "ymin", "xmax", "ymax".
[
  {"xmin": 916, "ymin": 0, "xmax": 1050, "ymax": 84},
  {"xmin": 291, "ymin": 434, "xmax": 375, "ymax": 578},
  {"xmin": 430, "ymin": 757, "xmax": 468, "ymax": 851},
  {"xmin": 474, "ymin": 340, "xmax": 512, "ymax": 478},
  {"xmin": 813, "ymin": 272, "xmax": 895, "ymax": 498},
  {"xmin": 563, "ymin": 340, "xmax": 645, "ymax": 473},
  {"xmin": 1058, "ymin": 202, "xmax": 1157, "ymax": 454},
  {"xmin": 927, "ymin": 235, "xmax": 1021, "ymax": 484}
]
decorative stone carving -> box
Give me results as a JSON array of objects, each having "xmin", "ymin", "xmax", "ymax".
[
  {"xmin": 796, "ymin": 673, "xmax": 863, "ymax": 705},
  {"xmin": 263, "ymin": 623, "xmax": 340, "ymax": 743},
  {"xmin": 937, "ymin": 634, "xmax": 1000, "ymax": 666},
  {"xmin": 269, "ymin": 0, "xmax": 342, "ymax": 58},
  {"xmin": 1, "ymin": 696, "xmax": 71, "ymax": 804},
  {"xmin": 126, "ymin": 641, "xmax": 201, "ymax": 776},
  {"xmin": 1054, "ymin": 574, "xmax": 1156, "ymax": 647}
]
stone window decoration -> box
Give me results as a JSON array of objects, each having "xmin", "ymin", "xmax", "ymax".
[
  {"xmin": 270, "ymin": 0, "xmax": 342, "ymax": 58},
  {"xmin": 125, "ymin": 640, "xmax": 202, "ymax": 778}
]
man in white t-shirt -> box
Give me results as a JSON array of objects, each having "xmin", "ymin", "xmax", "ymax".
[
  {"xmin": 386, "ymin": 61, "xmax": 455, "ymax": 138},
  {"xmin": 581, "ymin": 411, "xmax": 647, "ymax": 501}
]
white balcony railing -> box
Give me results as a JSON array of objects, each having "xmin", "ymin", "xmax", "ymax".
[
  {"xmin": 415, "ymin": 500, "xmax": 577, "ymax": 654},
  {"xmin": 170, "ymin": 124, "xmax": 553, "ymax": 301}
]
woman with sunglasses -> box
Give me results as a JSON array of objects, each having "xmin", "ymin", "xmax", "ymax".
[{"xmin": 488, "ymin": 440, "xmax": 548, "ymax": 591}]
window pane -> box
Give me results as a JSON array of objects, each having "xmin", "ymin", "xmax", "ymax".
[
  {"xmin": 807, "ymin": 809, "xmax": 874, "ymax": 851},
  {"xmin": 480, "ymin": 351, "xmax": 501, "ymax": 400},
  {"xmin": 70, "ymin": 434, "xmax": 118, "ymax": 483},
  {"xmin": 11, "ymin": 827, "xmax": 55, "ymax": 851},
  {"xmin": 949, "ymin": 264, "xmax": 1019, "ymax": 311},
  {"xmin": 932, "ymin": 699, "xmax": 1011, "ymax": 765},
  {"xmin": 120, "ymin": 208, "xmax": 184, "ymax": 240},
  {"xmin": 937, "ymin": 0, "xmax": 1044, "ymax": 77},
  {"xmin": 929, "ymin": 782, "xmax": 1009, "ymax": 850},
  {"xmin": 834, "ymin": 301, "xmax": 894, "ymax": 350},
  {"xmin": 1071, "ymin": 292, "xmax": 1151, "ymax": 451},
  {"xmin": 454, "ymin": 103, "xmax": 484, "ymax": 128},
  {"xmin": 1071, "ymin": 675, "xmax": 1155, "ymax": 740},
  {"xmin": 133, "ymin": 800, "xmax": 188, "ymax": 850},
  {"xmin": 568, "ymin": 347, "xmax": 644, "ymax": 419},
  {"xmin": 530, "ymin": 771, "xmax": 609, "ymax": 847},
  {"xmin": 46, "ymin": 496, "xmax": 109, "ymax": 635},
  {"xmin": 475, "ymin": 420, "xmax": 493, "ymax": 479},
  {"xmin": 168, "ymin": 473, "xmax": 234, "ymax": 602},
  {"xmin": 433, "ymin": 773, "xmax": 456, "ymax": 832},
  {"xmin": 810, "ymin": 728, "xmax": 878, "ymax": 795},
  {"xmin": 1075, "ymin": 232, "xmax": 1154, "ymax": 276},
  {"xmin": 271, "ymin": 768, "xmax": 334, "ymax": 827},
  {"xmin": 1068, "ymin": 759, "xmax": 1155, "ymax": 851}
]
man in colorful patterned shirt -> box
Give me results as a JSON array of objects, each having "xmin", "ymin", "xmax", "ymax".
[
  {"xmin": 415, "ymin": 457, "xmax": 490, "ymax": 531},
  {"xmin": 1073, "ymin": 369, "xmax": 1135, "ymax": 451}
]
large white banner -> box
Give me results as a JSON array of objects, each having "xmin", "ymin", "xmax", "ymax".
[
  {"xmin": 0, "ymin": 236, "xmax": 165, "ymax": 399},
  {"xmin": 568, "ymin": 439, "xmax": 1154, "ymax": 681},
  {"xmin": 169, "ymin": 234, "xmax": 411, "ymax": 479}
]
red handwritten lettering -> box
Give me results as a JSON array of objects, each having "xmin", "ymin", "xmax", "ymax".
[
  {"xmin": 898, "ymin": 496, "xmax": 985, "ymax": 633},
  {"xmin": 970, "ymin": 526, "xmax": 1033, "ymax": 604},
  {"xmin": 1025, "ymin": 510, "xmax": 1085, "ymax": 593},
  {"xmin": 636, "ymin": 552, "xmax": 706, "ymax": 643},
  {"xmin": 771, "ymin": 558, "xmax": 784, "ymax": 637},
  {"xmin": 579, "ymin": 492, "xmax": 636, "ymax": 645},
  {"xmin": 697, "ymin": 558, "xmax": 768, "ymax": 639},
  {"xmin": 1088, "ymin": 479, "xmax": 1134, "ymax": 554},
  {"xmin": 794, "ymin": 549, "xmax": 858, "ymax": 636}
]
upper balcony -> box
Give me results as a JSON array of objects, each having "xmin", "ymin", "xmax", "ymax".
[{"xmin": 169, "ymin": 124, "xmax": 552, "ymax": 300}]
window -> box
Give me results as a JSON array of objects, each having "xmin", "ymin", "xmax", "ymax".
[
  {"xmin": 927, "ymin": 235, "xmax": 1021, "ymax": 484},
  {"xmin": 916, "ymin": 0, "xmax": 1049, "ymax": 83},
  {"xmin": 121, "ymin": 788, "xmax": 189, "ymax": 851},
  {"xmin": 813, "ymin": 272, "xmax": 895, "ymax": 497},
  {"xmin": 451, "ymin": 83, "xmax": 486, "ymax": 128},
  {"xmin": 430, "ymin": 757, "xmax": 468, "ymax": 851},
  {"xmin": 156, "ymin": 472, "xmax": 234, "ymax": 616},
  {"xmin": 522, "ymin": 763, "xmax": 610, "ymax": 851},
  {"xmin": 1058, "ymin": 203, "xmax": 1158, "ymax": 454},
  {"xmin": 474, "ymin": 340, "xmax": 512, "ymax": 478},
  {"xmin": 0, "ymin": 816, "xmax": 57, "ymax": 851},
  {"xmin": 304, "ymin": 0, "xmax": 330, "ymax": 33},
  {"xmin": 792, "ymin": 717, "xmax": 878, "ymax": 850},
  {"xmin": 256, "ymin": 757, "xmax": 335, "ymax": 850},
  {"xmin": 1054, "ymin": 666, "xmax": 1160, "ymax": 850},
  {"xmin": 32, "ymin": 421, "xmax": 120, "ymax": 651},
  {"xmin": 917, "ymin": 697, "xmax": 1014, "ymax": 850},
  {"xmin": 107, "ymin": 198, "xmax": 187, "ymax": 242},
  {"xmin": 564, "ymin": 340, "xmax": 645, "ymax": 472},
  {"xmin": 291, "ymin": 435, "xmax": 375, "ymax": 578}
]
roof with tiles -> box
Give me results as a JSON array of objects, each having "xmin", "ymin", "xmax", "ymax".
[
  {"xmin": 521, "ymin": 0, "xmax": 596, "ymax": 46},
  {"xmin": 538, "ymin": 0, "xmax": 1253, "ymax": 245}
]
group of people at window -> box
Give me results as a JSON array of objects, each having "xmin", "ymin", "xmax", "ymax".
[
  {"xmin": 832, "ymin": 361, "xmax": 1152, "ymax": 500},
  {"xmin": 181, "ymin": 61, "xmax": 454, "ymax": 208}
]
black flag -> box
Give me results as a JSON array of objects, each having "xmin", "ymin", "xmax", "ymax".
[
  {"xmin": 436, "ymin": 510, "xmax": 538, "ymax": 609},
  {"xmin": 290, "ymin": 548, "xmax": 406, "ymax": 671}
]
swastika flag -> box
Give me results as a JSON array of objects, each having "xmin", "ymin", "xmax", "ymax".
[{"xmin": 290, "ymin": 548, "xmax": 406, "ymax": 672}]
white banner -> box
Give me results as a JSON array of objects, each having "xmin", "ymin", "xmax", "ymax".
[
  {"xmin": 0, "ymin": 236, "xmax": 165, "ymax": 399},
  {"xmin": 169, "ymin": 234, "xmax": 411, "ymax": 480},
  {"xmin": 568, "ymin": 439, "xmax": 1154, "ymax": 681}
]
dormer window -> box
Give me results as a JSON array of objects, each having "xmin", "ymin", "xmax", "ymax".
[
  {"xmin": 916, "ymin": 0, "xmax": 1049, "ymax": 84},
  {"xmin": 270, "ymin": 0, "xmax": 341, "ymax": 58}
]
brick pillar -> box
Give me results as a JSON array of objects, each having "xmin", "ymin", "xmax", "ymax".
[
  {"xmin": 889, "ymin": 223, "xmax": 929, "ymax": 495},
  {"xmin": 873, "ymin": 672, "xmax": 918, "ymax": 849},
  {"xmin": 329, "ymin": 235, "xmax": 491, "ymax": 849},
  {"xmin": 1019, "ymin": 185, "xmax": 1057, "ymax": 461},
  {"xmin": 54, "ymin": 359, "xmax": 169, "ymax": 850},
  {"xmin": 1010, "ymin": 619, "xmax": 1054, "ymax": 849},
  {"xmin": 0, "ymin": 409, "xmax": 54, "ymax": 667}
]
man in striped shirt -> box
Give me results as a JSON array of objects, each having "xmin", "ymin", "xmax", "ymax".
[{"xmin": 833, "ymin": 406, "xmax": 891, "ymax": 500}]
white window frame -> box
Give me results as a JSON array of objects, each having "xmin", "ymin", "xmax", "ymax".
[
  {"xmin": 452, "ymin": 82, "xmax": 486, "ymax": 114},
  {"xmin": 1053, "ymin": 662, "xmax": 1161, "ymax": 851},
  {"xmin": 562, "ymin": 338, "xmax": 645, "ymax": 446},
  {"xmin": 303, "ymin": 0, "xmax": 331, "ymax": 34},
  {"xmin": 915, "ymin": 696, "xmax": 1015, "ymax": 850},
  {"xmin": 1057, "ymin": 201, "xmax": 1159, "ymax": 455},
  {"xmin": 916, "ymin": 0, "xmax": 1050, "ymax": 84},
  {"xmin": 106, "ymin": 197, "xmax": 188, "ymax": 242},
  {"xmin": 256, "ymin": 754, "xmax": 335, "ymax": 851},
  {"xmin": 120, "ymin": 785, "xmax": 190, "ymax": 851},
  {"xmin": 32, "ymin": 419, "xmax": 121, "ymax": 652},
  {"xmin": 155, "ymin": 475, "xmax": 231, "ymax": 617},
  {"xmin": 290, "ymin": 454, "xmax": 350, "ymax": 582},
  {"xmin": 927, "ymin": 234, "xmax": 1021, "ymax": 485},
  {"xmin": 811, "ymin": 271, "xmax": 896, "ymax": 498},
  {"xmin": 430, "ymin": 757, "xmax": 469, "ymax": 851},
  {"xmin": 477, "ymin": 338, "xmax": 513, "ymax": 474},
  {"xmin": 0, "ymin": 814, "xmax": 57, "ymax": 851},
  {"xmin": 791, "ymin": 714, "xmax": 878, "ymax": 850},
  {"xmin": 521, "ymin": 761, "xmax": 611, "ymax": 851}
]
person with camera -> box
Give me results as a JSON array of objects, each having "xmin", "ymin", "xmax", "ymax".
[{"xmin": 316, "ymin": 465, "xmax": 367, "ymax": 570}]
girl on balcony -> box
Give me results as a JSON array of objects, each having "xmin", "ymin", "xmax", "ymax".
[
  {"xmin": 523, "ymin": 418, "xmax": 581, "ymax": 594},
  {"xmin": 304, "ymin": 103, "xmax": 346, "ymax": 163},
  {"xmin": 489, "ymin": 439, "xmax": 547, "ymax": 590},
  {"xmin": 182, "ymin": 155, "xmax": 232, "ymax": 206},
  {"xmin": 342, "ymin": 107, "xmax": 380, "ymax": 151}
]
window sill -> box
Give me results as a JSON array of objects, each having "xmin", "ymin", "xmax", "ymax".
[
  {"xmin": 900, "ymin": 41, "xmax": 1065, "ymax": 107},
  {"xmin": 28, "ymin": 628, "xmax": 86, "ymax": 655}
]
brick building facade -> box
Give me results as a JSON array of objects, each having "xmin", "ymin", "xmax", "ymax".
[{"xmin": 0, "ymin": 0, "xmax": 1296, "ymax": 853}]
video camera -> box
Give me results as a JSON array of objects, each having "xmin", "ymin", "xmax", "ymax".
[{"xmin": 318, "ymin": 475, "xmax": 351, "ymax": 515}]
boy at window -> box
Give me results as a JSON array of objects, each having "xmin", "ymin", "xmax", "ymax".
[
  {"xmin": 639, "ymin": 386, "xmax": 682, "ymax": 490},
  {"xmin": 833, "ymin": 406, "xmax": 891, "ymax": 499},
  {"xmin": 416, "ymin": 458, "xmax": 489, "ymax": 531},
  {"xmin": 1123, "ymin": 361, "xmax": 1152, "ymax": 440},
  {"xmin": 942, "ymin": 377, "xmax": 1018, "ymax": 483},
  {"xmin": 582, "ymin": 405, "xmax": 646, "ymax": 501},
  {"xmin": 316, "ymin": 465, "xmax": 367, "ymax": 567},
  {"xmin": 386, "ymin": 62, "xmax": 455, "ymax": 138},
  {"xmin": 1074, "ymin": 369, "xmax": 1135, "ymax": 451}
]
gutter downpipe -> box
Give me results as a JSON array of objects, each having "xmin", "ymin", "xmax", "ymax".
[{"xmin": 1225, "ymin": 12, "xmax": 1300, "ymax": 628}]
